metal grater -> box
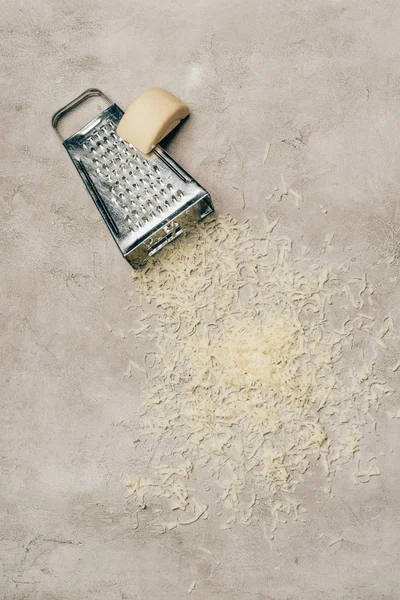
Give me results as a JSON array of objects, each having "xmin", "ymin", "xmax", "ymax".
[{"xmin": 52, "ymin": 89, "xmax": 214, "ymax": 267}]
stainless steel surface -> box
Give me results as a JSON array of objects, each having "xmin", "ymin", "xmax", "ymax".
[
  {"xmin": 51, "ymin": 88, "xmax": 113, "ymax": 141},
  {"xmin": 52, "ymin": 90, "xmax": 214, "ymax": 267}
]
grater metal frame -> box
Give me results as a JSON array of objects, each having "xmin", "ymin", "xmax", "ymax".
[{"xmin": 52, "ymin": 88, "xmax": 214, "ymax": 267}]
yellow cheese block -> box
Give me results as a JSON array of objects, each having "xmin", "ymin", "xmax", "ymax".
[{"xmin": 116, "ymin": 88, "xmax": 190, "ymax": 154}]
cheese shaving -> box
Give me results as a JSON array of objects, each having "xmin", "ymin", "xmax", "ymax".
[
  {"xmin": 188, "ymin": 581, "xmax": 196, "ymax": 594},
  {"xmin": 288, "ymin": 188, "xmax": 303, "ymax": 209},
  {"xmin": 280, "ymin": 173, "xmax": 288, "ymax": 196},
  {"xmin": 263, "ymin": 141, "xmax": 271, "ymax": 165},
  {"xmin": 125, "ymin": 214, "xmax": 397, "ymax": 531},
  {"xmin": 329, "ymin": 537, "xmax": 344, "ymax": 547},
  {"xmin": 392, "ymin": 360, "xmax": 400, "ymax": 373}
]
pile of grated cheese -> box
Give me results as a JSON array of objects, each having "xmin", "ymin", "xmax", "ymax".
[{"xmin": 125, "ymin": 214, "xmax": 397, "ymax": 533}]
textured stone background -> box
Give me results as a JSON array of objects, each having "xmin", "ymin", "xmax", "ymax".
[{"xmin": 1, "ymin": 0, "xmax": 400, "ymax": 598}]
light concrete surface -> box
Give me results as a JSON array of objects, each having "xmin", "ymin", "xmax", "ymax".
[{"xmin": 1, "ymin": 0, "xmax": 400, "ymax": 598}]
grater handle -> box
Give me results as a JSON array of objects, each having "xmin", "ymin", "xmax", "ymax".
[{"xmin": 51, "ymin": 88, "xmax": 113, "ymax": 141}]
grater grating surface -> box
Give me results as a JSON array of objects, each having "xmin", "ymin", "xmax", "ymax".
[{"xmin": 53, "ymin": 90, "xmax": 214, "ymax": 267}]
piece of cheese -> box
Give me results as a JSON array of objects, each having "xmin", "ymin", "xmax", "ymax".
[{"xmin": 117, "ymin": 88, "xmax": 190, "ymax": 154}]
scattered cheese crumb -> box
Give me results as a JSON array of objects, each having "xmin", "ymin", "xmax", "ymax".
[
  {"xmin": 329, "ymin": 537, "xmax": 344, "ymax": 547},
  {"xmin": 266, "ymin": 187, "xmax": 279, "ymax": 201},
  {"xmin": 280, "ymin": 173, "xmax": 288, "ymax": 196},
  {"xmin": 392, "ymin": 360, "xmax": 400, "ymax": 373},
  {"xmin": 288, "ymin": 188, "xmax": 303, "ymax": 209},
  {"xmin": 263, "ymin": 142, "xmax": 271, "ymax": 165},
  {"xmin": 233, "ymin": 187, "xmax": 246, "ymax": 209},
  {"xmin": 124, "ymin": 214, "xmax": 397, "ymax": 532}
]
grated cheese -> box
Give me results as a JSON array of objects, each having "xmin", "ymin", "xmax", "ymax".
[
  {"xmin": 329, "ymin": 537, "xmax": 344, "ymax": 547},
  {"xmin": 266, "ymin": 187, "xmax": 279, "ymax": 201},
  {"xmin": 280, "ymin": 173, "xmax": 288, "ymax": 196},
  {"xmin": 233, "ymin": 187, "xmax": 246, "ymax": 209},
  {"xmin": 124, "ymin": 214, "xmax": 397, "ymax": 532},
  {"xmin": 188, "ymin": 581, "xmax": 196, "ymax": 594},
  {"xmin": 288, "ymin": 188, "xmax": 303, "ymax": 209},
  {"xmin": 392, "ymin": 360, "xmax": 400, "ymax": 373},
  {"xmin": 263, "ymin": 141, "xmax": 271, "ymax": 165}
]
